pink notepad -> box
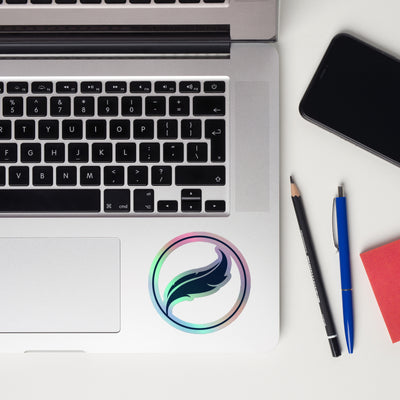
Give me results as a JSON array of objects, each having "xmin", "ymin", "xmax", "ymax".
[{"xmin": 361, "ymin": 239, "xmax": 400, "ymax": 343}]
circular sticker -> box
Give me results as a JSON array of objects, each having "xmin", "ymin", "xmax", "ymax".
[{"xmin": 149, "ymin": 233, "xmax": 250, "ymax": 333}]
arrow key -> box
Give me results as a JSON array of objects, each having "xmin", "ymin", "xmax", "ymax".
[
  {"xmin": 205, "ymin": 200, "xmax": 226, "ymax": 212},
  {"xmin": 158, "ymin": 200, "xmax": 178, "ymax": 213}
]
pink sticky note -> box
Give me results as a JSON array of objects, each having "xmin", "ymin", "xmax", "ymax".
[{"xmin": 360, "ymin": 239, "xmax": 400, "ymax": 343}]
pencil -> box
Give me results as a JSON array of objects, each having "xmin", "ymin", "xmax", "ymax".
[{"xmin": 290, "ymin": 176, "xmax": 341, "ymax": 357}]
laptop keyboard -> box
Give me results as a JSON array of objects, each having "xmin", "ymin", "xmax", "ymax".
[
  {"xmin": 1, "ymin": 0, "xmax": 226, "ymax": 5},
  {"xmin": 0, "ymin": 77, "xmax": 228, "ymax": 215}
]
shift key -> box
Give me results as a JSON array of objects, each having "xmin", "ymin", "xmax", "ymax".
[
  {"xmin": 175, "ymin": 166, "xmax": 225, "ymax": 186},
  {"xmin": 193, "ymin": 96, "xmax": 225, "ymax": 116}
]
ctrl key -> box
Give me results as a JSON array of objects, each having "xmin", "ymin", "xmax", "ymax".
[{"xmin": 104, "ymin": 189, "xmax": 130, "ymax": 212}]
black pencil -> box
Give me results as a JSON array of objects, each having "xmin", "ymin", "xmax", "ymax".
[{"xmin": 290, "ymin": 176, "xmax": 341, "ymax": 357}]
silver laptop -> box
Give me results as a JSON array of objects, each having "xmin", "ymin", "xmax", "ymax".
[{"xmin": 0, "ymin": 0, "xmax": 279, "ymax": 353}]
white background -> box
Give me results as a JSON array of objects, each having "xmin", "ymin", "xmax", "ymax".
[{"xmin": 2, "ymin": 0, "xmax": 400, "ymax": 399}]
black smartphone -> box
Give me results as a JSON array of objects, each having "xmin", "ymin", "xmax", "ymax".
[{"xmin": 300, "ymin": 33, "xmax": 400, "ymax": 166}]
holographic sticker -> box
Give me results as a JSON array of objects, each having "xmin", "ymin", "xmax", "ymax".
[{"xmin": 149, "ymin": 233, "xmax": 251, "ymax": 333}]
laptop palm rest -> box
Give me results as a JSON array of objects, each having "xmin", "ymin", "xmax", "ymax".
[{"xmin": 0, "ymin": 238, "xmax": 120, "ymax": 333}]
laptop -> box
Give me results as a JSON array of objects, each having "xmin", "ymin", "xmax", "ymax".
[{"xmin": 0, "ymin": 0, "xmax": 279, "ymax": 353}]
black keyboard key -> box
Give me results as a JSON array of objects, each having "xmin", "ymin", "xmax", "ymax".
[
  {"xmin": 104, "ymin": 166, "xmax": 124, "ymax": 186},
  {"xmin": 204, "ymin": 0, "xmax": 225, "ymax": 2},
  {"xmin": 163, "ymin": 143, "xmax": 184, "ymax": 163},
  {"xmin": 182, "ymin": 200, "xmax": 201, "ymax": 212},
  {"xmin": 128, "ymin": 166, "xmax": 148, "ymax": 186},
  {"xmin": 151, "ymin": 166, "xmax": 172, "ymax": 186},
  {"xmin": 157, "ymin": 119, "xmax": 178, "ymax": 139},
  {"xmin": 181, "ymin": 189, "xmax": 202, "ymax": 212},
  {"xmin": 181, "ymin": 189, "xmax": 201, "ymax": 199},
  {"xmin": 204, "ymin": 81, "xmax": 226, "ymax": 93},
  {"xmin": 33, "ymin": 166, "xmax": 53, "ymax": 186},
  {"xmin": 45, "ymin": 143, "xmax": 65, "ymax": 163},
  {"xmin": 81, "ymin": 81, "xmax": 102, "ymax": 93},
  {"xmin": 92, "ymin": 143, "xmax": 112, "ymax": 163},
  {"xmin": 7, "ymin": 82, "xmax": 28, "ymax": 94},
  {"xmin": 27, "ymin": 97, "xmax": 47, "ymax": 117},
  {"xmin": 98, "ymin": 97, "xmax": 118, "ymax": 116},
  {"xmin": 181, "ymin": 119, "xmax": 201, "ymax": 139},
  {"xmin": 179, "ymin": 0, "xmax": 200, "ymax": 2},
  {"xmin": 130, "ymin": 81, "xmax": 151, "ymax": 93},
  {"xmin": 6, "ymin": 0, "xmax": 28, "ymax": 3},
  {"xmin": 134, "ymin": 189, "xmax": 154, "ymax": 212},
  {"xmin": 179, "ymin": 81, "xmax": 201, "ymax": 93},
  {"xmin": 51, "ymin": 97, "xmax": 71, "ymax": 117},
  {"xmin": 56, "ymin": 166, "xmax": 77, "ymax": 186},
  {"xmin": 145, "ymin": 96, "xmax": 166, "ymax": 116},
  {"xmin": 80, "ymin": 0, "xmax": 102, "ymax": 4},
  {"xmin": 21, "ymin": 143, "xmax": 41, "ymax": 163},
  {"xmin": 155, "ymin": 0, "xmax": 175, "ymax": 2},
  {"xmin": 0, "ymin": 121, "xmax": 11, "ymax": 140},
  {"xmin": 155, "ymin": 81, "xmax": 176, "ymax": 93},
  {"xmin": 0, "ymin": 83, "xmax": 3, "ymax": 94},
  {"xmin": 80, "ymin": 166, "xmax": 101, "ymax": 186},
  {"xmin": 175, "ymin": 166, "xmax": 225, "ymax": 185},
  {"xmin": 9, "ymin": 167, "xmax": 29, "ymax": 186},
  {"xmin": 139, "ymin": 143, "xmax": 160, "ymax": 163},
  {"xmin": 106, "ymin": 81, "xmax": 127, "ymax": 93},
  {"xmin": 32, "ymin": 81, "xmax": 53, "ymax": 93},
  {"xmin": 193, "ymin": 96, "xmax": 225, "ymax": 116},
  {"xmin": 121, "ymin": 96, "xmax": 142, "ymax": 116},
  {"xmin": 187, "ymin": 142, "xmax": 207, "ymax": 162},
  {"xmin": 110, "ymin": 120, "xmax": 130, "ymax": 140},
  {"xmin": 205, "ymin": 200, "xmax": 226, "ymax": 212},
  {"xmin": 169, "ymin": 96, "xmax": 189, "ymax": 116},
  {"xmin": 0, "ymin": 144, "xmax": 17, "ymax": 163},
  {"xmin": 62, "ymin": 120, "xmax": 83, "ymax": 140},
  {"xmin": 15, "ymin": 120, "xmax": 35, "ymax": 140},
  {"xmin": 74, "ymin": 97, "xmax": 95, "ymax": 117},
  {"xmin": 0, "ymin": 189, "xmax": 100, "ymax": 212},
  {"xmin": 0, "ymin": 167, "xmax": 5, "ymax": 186},
  {"xmin": 158, "ymin": 200, "xmax": 178, "ymax": 213},
  {"xmin": 134, "ymin": 120, "xmax": 154, "ymax": 139},
  {"xmin": 205, "ymin": 119, "xmax": 225, "ymax": 162},
  {"xmin": 104, "ymin": 189, "xmax": 130, "ymax": 212},
  {"xmin": 39, "ymin": 120, "xmax": 59, "ymax": 140},
  {"xmin": 116, "ymin": 143, "xmax": 136, "ymax": 163},
  {"xmin": 130, "ymin": 0, "xmax": 151, "ymax": 2},
  {"xmin": 3, "ymin": 97, "xmax": 23, "ymax": 117},
  {"xmin": 105, "ymin": 0, "xmax": 125, "ymax": 3},
  {"xmin": 68, "ymin": 143, "xmax": 89, "ymax": 163},
  {"xmin": 56, "ymin": 81, "xmax": 77, "ymax": 93},
  {"xmin": 86, "ymin": 120, "xmax": 106, "ymax": 140},
  {"xmin": 55, "ymin": 0, "xmax": 77, "ymax": 2}
]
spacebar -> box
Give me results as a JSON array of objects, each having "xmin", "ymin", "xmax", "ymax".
[{"xmin": 0, "ymin": 190, "xmax": 101, "ymax": 213}]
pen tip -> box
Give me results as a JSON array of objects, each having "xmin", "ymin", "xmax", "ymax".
[{"xmin": 290, "ymin": 176, "xmax": 294, "ymax": 183}]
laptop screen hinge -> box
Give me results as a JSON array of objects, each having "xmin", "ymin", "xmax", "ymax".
[{"xmin": 0, "ymin": 25, "xmax": 230, "ymax": 58}]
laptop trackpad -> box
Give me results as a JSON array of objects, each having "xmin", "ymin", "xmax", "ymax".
[{"xmin": 0, "ymin": 238, "xmax": 120, "ymax": 333}]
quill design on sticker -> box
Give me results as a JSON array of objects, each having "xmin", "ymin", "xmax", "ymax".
[
  {"xmin": 163, "ymin": 247, "xmax": 232, "ymax": 315},
  {"xmin": 149, "ymin": 232, "xmax": 251, "ymax": 333}
]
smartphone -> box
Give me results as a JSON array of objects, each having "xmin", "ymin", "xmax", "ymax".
[{"xmin": 300, "ymin": 33, "xmax": 400, "ymax": 167}]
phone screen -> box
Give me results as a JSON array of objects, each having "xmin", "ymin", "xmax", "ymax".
[{"xmin": 300, "ymin": 33, "xmax": 400, "ymax": 165}]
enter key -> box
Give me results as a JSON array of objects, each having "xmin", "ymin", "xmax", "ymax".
[{"xmin": 205, "ymin": 119, "xmax": 226, "ymax": 162}]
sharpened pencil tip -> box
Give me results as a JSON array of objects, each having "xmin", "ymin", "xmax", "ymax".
[{"xmin": 290, "ymin": 176, "xmax": 294, "ymax": 183}]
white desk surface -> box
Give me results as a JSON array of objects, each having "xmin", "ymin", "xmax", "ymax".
[{"xmin": 2, "ymin": 1, "xmax": 400, "ymax": 399}]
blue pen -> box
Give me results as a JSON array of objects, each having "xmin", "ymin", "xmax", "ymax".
[{"xmin": 335, "ymin": 185, "xmax": 354, "ymax": 354}]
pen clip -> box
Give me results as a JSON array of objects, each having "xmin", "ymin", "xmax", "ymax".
[{"xmin": 332, "ymin": 197, "xmax": 339, "ymax": 251}]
